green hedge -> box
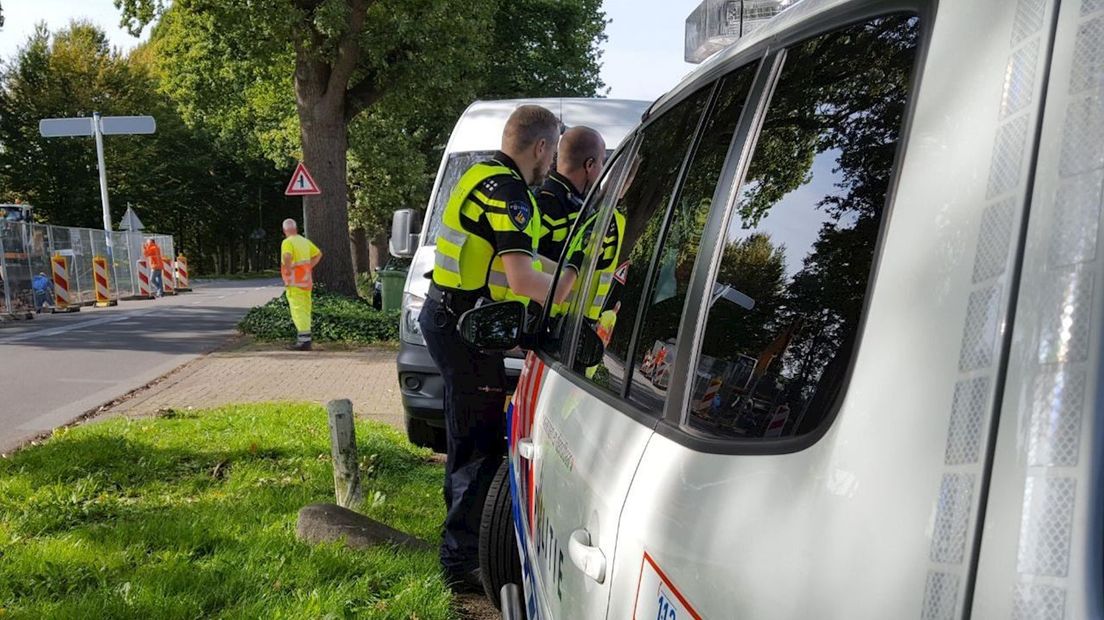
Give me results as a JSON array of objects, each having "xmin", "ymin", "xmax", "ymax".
[{"xmin": 238, "ymin": 287, "xmax": 400, "ymax": 343}]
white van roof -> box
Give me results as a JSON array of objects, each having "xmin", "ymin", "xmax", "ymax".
[{"xmin": 445, "ymin": 98, "xmax": 650, "ymax": 154}]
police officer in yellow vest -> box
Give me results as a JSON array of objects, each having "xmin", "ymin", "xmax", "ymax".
[
  {"xmin": 562, "ymin": 206, "xmax": 625, "ymax": 379},
  {"xmin": 280, "ymin": 218, "xmax": 322, "ymax": 351},
  {"xmin": 536, "ymin": 126, "xmax": 606, "ymax": 260},
  {"xmin": 420, "ymin": 105, "xmax": 577, "ymax": 590}
]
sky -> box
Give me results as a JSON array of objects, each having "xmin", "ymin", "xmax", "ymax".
[{"xmin": 0, "ymin": 0, "xmax": 702, "ymax": 103}]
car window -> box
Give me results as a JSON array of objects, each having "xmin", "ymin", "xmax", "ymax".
[
  {"xmin": 686, "ymin": 15, "xmax": 921, "ymax": 440},
  {"xmin": 572, "ymin": 85, "xmax": 714, "ymax": 399},
  {"xmin": 628, "ymin": 61, "xmax": 760, "ymax": 413},
  {"xmin": 544, "ymin": 147, "xmax": 635, "ymax": 362},
  {"xmin": 424, "ymin": 150, "xmax": 497, "ymax": 243}
]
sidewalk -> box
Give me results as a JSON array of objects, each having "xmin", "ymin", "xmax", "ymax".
[{"xmin": 105, "ymin": 339, "xmax": 404, "ymax": 429}]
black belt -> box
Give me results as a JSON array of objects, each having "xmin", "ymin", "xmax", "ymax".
[{"xmin": 427, "ymin": 283, "xmax": 489, "ymax": 316}]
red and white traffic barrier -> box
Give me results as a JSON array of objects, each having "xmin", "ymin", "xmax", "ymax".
[
  {"xmin": 50, "ymin": 254, "xmax": 80, "ymax": 312},
  {"xmin": 763, "ymin": 404, "xmax": 791, "ymax": 438},
  {"xmin": 93, "ymin": 255, "xmax": 116, "ymax": 307},
  {"xmin": 136, "ymin": 259, "xmax": 153, "ymax": 298},
  {"xmin": 162, "ymin": 263, "xmax": 175, "ymax": 295},
  {"xmin": 174, "ymin": 255, "xmax": 191, "ymax": 291},
  {"xmin": 694, "ymin": 376, "xmax": 724, "ymax": 415}
]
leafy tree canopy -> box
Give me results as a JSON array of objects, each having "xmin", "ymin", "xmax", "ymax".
[{"xmin": 117, "ymin": 0, "xmax": 608, "ymax": 293}]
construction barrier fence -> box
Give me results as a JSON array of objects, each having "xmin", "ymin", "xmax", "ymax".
[{"xmin": 0, "ymin": 220, "xmax": 179, "ymax": 318}]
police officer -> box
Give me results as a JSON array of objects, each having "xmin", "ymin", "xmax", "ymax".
[
  {"xmin": 536, "ymin": 126, "xmax": 606, "ymax": 261},
  {"xmin": 419, "ymin": 104, "xmax": 577, "ymax": 590}
]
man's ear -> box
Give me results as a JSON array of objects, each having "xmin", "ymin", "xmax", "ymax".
[{"xmin": 534, "ymin": 138, "xmax": 546, "ymax": 159}]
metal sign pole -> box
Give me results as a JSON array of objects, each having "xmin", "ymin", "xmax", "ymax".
[
  {"xmin": 302, "ymin": 197, "xmax": 308, "ymax": 237},
  {"xmin": 0, "ymin": 232, "xmax": 10, "ymax": 315},
  {"xmin": 40, "ymin": 115, "xmax": 155, "ymax": 260},
  {"xmin": 92, "ymin": 112, "xmax": 113, "ymax": 255}
]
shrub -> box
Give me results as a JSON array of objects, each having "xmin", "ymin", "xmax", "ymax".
[
  {"xmin": 355, "ymin": 271, "xmax": 375, "ymax": 299},
  {"xmin": 238, "ymin": 287, "xmax": 400, "ymax": 343}
]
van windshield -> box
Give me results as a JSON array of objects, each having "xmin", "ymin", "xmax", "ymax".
[{"xmin": 423, "ymin": 150, "xmax": 497, "ymax": 244}]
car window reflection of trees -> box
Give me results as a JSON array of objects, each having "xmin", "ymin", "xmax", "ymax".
[{"xmin": 692, "ymin": 15, "xmax": 921, "ymax": 439}]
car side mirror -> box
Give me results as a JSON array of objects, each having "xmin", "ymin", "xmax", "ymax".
[
  {"xmin": 389, "ymin": 209, "xmax": 419, "ymax": 258},
  {"xmin": 458, "ymin": 301, "xmax": 527, "ymax": 351},
  {"xmin": 575, "ymin": 324, "xmax": 605, "ymax": 368}
]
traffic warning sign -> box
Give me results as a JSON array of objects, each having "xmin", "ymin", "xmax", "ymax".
[
  {"xmin": 285, "ymin": 162, "xmax": 321, "ymax": 196},
  {"xmin": 612, "ymin": 260, "xmax": 630, "ymax": 285}
]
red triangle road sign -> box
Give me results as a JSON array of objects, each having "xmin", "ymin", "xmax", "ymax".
[
  {"xmin": 285, "ymin": 162, "xmax": 321, "ymax": 196},
  {"xmin": 612, "ymin": 260, "xmax": 630, "ymax": 285}
]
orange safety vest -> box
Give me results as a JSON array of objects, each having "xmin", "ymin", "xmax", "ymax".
[{"xmin": 284, "ymin": 261, "xmax": 313, "ymax": 290}]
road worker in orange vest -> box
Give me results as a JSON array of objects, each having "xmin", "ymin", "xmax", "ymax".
[
  {"xmin": 143, "ymin": 239, "xmax": 165, "ymax": 298},
  {"xmin": 280, "ymin": 218, "xmax": 323, "ymax": 351}
]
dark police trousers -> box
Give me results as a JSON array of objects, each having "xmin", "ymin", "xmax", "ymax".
[{"xmin": 419, "ymin": 294, "xmax": 507, "ymax": 575}]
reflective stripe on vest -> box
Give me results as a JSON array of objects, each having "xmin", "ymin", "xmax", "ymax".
[
  {"xmin": 432, "ymin": 162, "xmax": 541, "ymax": 303},
  {"xmin": 585, "ymin": 211, "xmax": 625, "ymax": 320},
  {"xmin": 548, "ymin": 210, "xmax": 624, "ymax": 320},
  {"xmin": 589, "ymin": 271, "xmax": 615, "ymax": 316},
  {"xmin": 487, "ymin": 254, "xmax": 542, "ymax": 303}
]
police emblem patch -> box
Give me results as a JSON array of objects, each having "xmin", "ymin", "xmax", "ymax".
[{"xmin": 507, "ymin": 201, "xmax": 532, "ymax": 230}]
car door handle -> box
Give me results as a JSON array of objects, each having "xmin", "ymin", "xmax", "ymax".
[
  {"xmin": 568, "ymin": 529, "xmax": 606, "ymax": 584},
  {"xmin": 517, "ymin": 437, "xmax": 535, "ymax": 460}
]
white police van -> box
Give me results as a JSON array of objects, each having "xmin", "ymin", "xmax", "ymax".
[
  {"xmin": 458, "ymin": 0, "xmax": 1104, "ymax": 617},
  {"xmin": 389, "ymin": 98, "xmax": 648, "ymax": 452}
]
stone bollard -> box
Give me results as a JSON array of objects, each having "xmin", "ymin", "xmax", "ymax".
[
  {"xmin": 296, "ymin": 503, "xmax": 430, "ymax": 551},
  {"xmin": 327, "ymin": 399, "xmax": 362, "ymax": 508}
]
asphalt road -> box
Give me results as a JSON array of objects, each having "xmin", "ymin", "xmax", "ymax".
[{"xmin": 0, "ymin": 279, "xmax": 281, "ymax": 453}]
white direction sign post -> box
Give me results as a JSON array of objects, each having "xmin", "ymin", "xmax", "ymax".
[{"xmin": 39, "ymin": 114, "xmax": 156, "ymax": 252}]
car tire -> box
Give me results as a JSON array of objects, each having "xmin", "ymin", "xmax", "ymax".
[
  {"xmin": 406, "ymin": 418, "xmax": 447, "ymax": 453},
  {"xmin": 479, "ymin": 458, "xmax": 522, "ymax": 608}
]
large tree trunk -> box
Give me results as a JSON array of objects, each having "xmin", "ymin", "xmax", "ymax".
[
  {"xmin": 296, "ymin": 71, "xmax": 357, "ymax": 296},
  {"xmin": 369, "ymin": 231, "xmax": 388, "ymax": 272},
  {"xmin": 350, "ymin": 227, "xmax": 370, "ymax": 273}
]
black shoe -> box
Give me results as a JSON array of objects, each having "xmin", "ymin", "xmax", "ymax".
[
  {"xmin": 286, "ymin": 341, "xmax": 312, "ymax": 351},
  {"xmin": 444, "ymin": 568, "xmax": 483, "ymax": 594}
]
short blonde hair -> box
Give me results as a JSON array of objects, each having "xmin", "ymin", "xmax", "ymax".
[{"xmin": 503, "ymin": 105, "xmax": 561, "ymax": 152}]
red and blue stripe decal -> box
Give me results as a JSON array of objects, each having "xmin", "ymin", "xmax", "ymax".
[{"xmin": 507, "ymin": 353, "xmax": 546, "ymax": 618}]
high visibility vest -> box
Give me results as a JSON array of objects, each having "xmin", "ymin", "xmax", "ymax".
[
  {"xmin": 432, "ymin": 162, "xmax": 542, "ymax": 304},
  {"xmin": 552, "ymin": 210, "xmax": 625, "ymax": 319},
  {"xmin": 537, "ymin": 174, "xmax": 584, "ymax": 257},
  {"xmin": 587, "ymin": 210, "xmax": 625, "ymax": 320},
  {"xmin": 282, "ymin": 235, "xmax": 320, "ymax": 290}
]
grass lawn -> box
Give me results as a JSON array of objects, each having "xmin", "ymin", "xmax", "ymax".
[{"xmin": 0, "ymin": 404, "xmax": 453, "ymax": 619}]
